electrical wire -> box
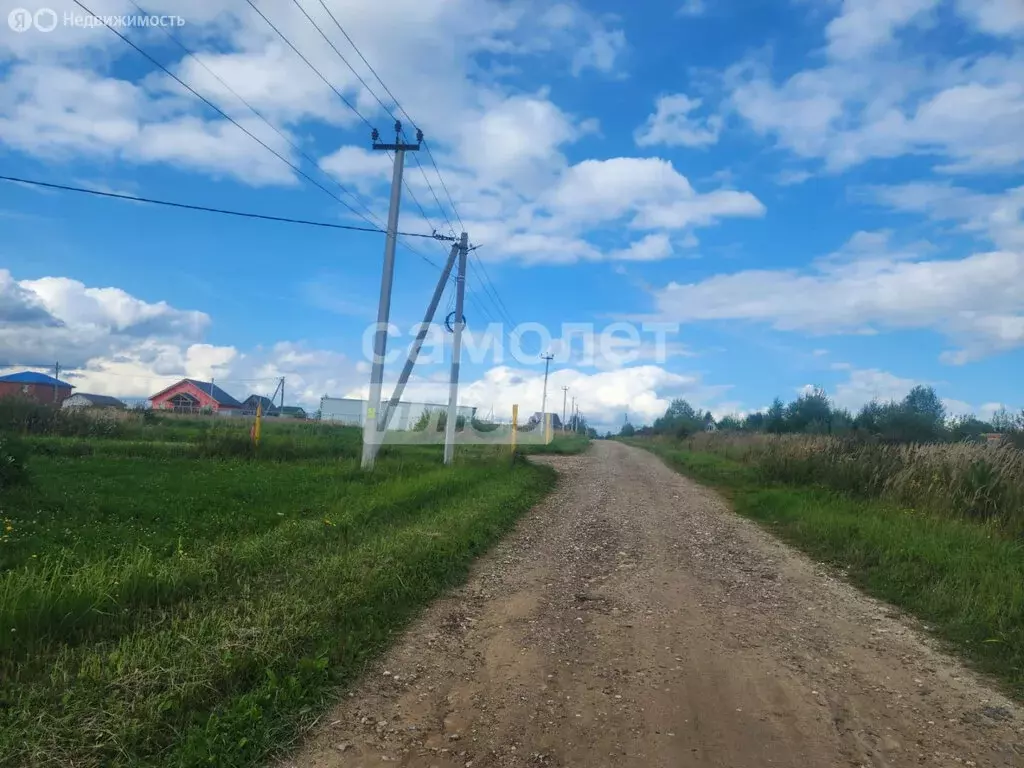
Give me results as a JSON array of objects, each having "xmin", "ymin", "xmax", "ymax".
[
  {"xmin": 127, "ymin": 0, "xmax": 385, "ymax": 229},
  {"xmin": 0, "ymin": 175, "xmax": 447, "ymax": 239},
  {"xmin": 299, "ymin": 0, "xmax": 457, "ymax": 239},
  {"xmin": 69, "ymin": 0, "xmax": 379, "ymax": 228},
  {"xmin": 311, "ymin": 0, "xmax": 465, "ymax": 232},
  {"xmin": 244, "ymin": 0, "xmax": 452, "ymax": 265},
  {"xmin": 243, "ymin": 0, "xmax": 374, "ymax": 132}
]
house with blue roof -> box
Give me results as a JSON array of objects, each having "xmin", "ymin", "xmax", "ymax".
[{"xmin": 0, "ymin": 371, "xmax": 73, "ymax": 404}]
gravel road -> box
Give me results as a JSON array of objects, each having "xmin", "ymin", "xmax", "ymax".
[{"xmin": 284, "ymin": 441, "xmax": 1023, "ymax": 767}]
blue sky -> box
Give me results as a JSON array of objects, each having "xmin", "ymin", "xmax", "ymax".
[{"xmin": 0, "ymin": 0, "xmax": 1021, "ymax": 428}]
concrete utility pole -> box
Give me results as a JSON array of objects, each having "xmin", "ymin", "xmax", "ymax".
[
  {"xmin": 53, "ymin": 361, "xmax": 60, "ymax": 403},
  {"xmin": 280, "ymin": 377, "xmax": 285, "ymax": 410},
  {"xmin": 540, "ymin": 353, "xmax": 554, "ymax": 426},
  {"xmin": 380, "ymin": 240, "xmax": 459, "ymax": 439},
  {"xmin": 444, "ymin": 232, "xmax": 469, "ymax": 465},
  {"xmin": 561, "ymin": 386, "xmax": 569, "ymax": 430},
  {"xmin": 362, "ymin": 121, "xmax": 422, "ymax": 470}
]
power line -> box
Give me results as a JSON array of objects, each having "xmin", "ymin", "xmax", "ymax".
[
  {"xmin": 311, "ymin": 0, "xmax": 465, "ymax": 232},
  {"xmin": 69, "ymin": 0, "xmax": 377, "ymax": 227},
  {"xmin": 243, "ymin": 0, "xmax": 374, "ymax": 132},
  {"xmin": 127, "ymin": 0, "xmax": 384, "ymax": 230},
  {"xmin": 471, "ymin": 251, "xmax": 518, "ymax": 328},
  {"xmin": 246, "ymin": 0, "xmax": 450, "ymax": 259},
  {"xmin": 0, "ymin": 175, "xmax": 447, "ymax": 238},
  {"xmin": 300, "ymin": 0, "xmax": 457, "ymax": 239}
]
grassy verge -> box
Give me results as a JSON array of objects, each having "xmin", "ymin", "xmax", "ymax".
[
  {"xmin": 518, "ymin": 434, "xmax": 591, "ymax": 455},
  {"xmin": 1, "ymin": 431, "xmax": 556, "ymax": 767},
  {"xmin": 629, "ymin": 438, "xmax": 1024, "ymax": 701}
]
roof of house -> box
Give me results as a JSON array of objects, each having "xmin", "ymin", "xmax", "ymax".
[
  {"xmin": 71, "ymin": 393, "xmax": 126, "ymax": 408},
  {"xmin": 281, "ymin": 405, "xmax": 307, "ymax": 416},
  {"xmin": 529, "ymin": 411, "xmax": 563, "ymax": 427},
  {"xmin": 149, "ymin": 378, "xmax": 243, "ymax": 408},
  {"xmin": 0, "ymin": 371, "xmax": 72, "ymax": 387},
  {"xmin": 243, "ymin": 394, "xmax": 280, "ymax": 411}
]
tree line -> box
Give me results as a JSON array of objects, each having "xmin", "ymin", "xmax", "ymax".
[{"xmin": 616, "ymin": 386, "xmax": 1024, "ymax": 446}]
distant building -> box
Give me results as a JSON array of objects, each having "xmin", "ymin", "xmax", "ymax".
[
  {"xmin": 62, "ymin": 393, "xmax": 126, "ymax": 410},
  {"xmin": 527, "ymin": 412, "xmax": 562, "ymax": 429},
  {"xmin": 0, "ymin": 371, "xmax": 73, "ymax": 404},
  {"xmin": 280, "ymin": 405, "xmax": 308, "ymax": 419},
  {"xmin": 984, "ymin": 433, "xmax": 1008, "ymax": 448},
  {"xmin": 149, "ymin": 379, "xmax": 243, "ymax": 414},
  {"xmin": 320, "ymin": 397, "xmax": 476, "ymax": 429},
  {"xmin": 241, "ymin": 395, "xmax": 280, "ymax": 416}
]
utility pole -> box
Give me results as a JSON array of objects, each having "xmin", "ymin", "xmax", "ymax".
[
  {"xmin": 53, "ymin": 361, "xmax": 60, "ymax": 403},
  {"xmin": 540, "ymin": 353, "xmax": 554, "ymax": 426},
  {"xmin": 561, "ymin": 386, "xmax": 569, "ymax": 430},
  {"xmin": 444, "ymin": 232, "xmax": 469, "ymax": 465},
  {"xmin": 280, "ymin": 377, "xmax": 285, "ymax": 410},
  {"xmin": 379, "ymin": 240, "xmax": 459, "ymax": 441},
  {"xmin": 362, "ymin": 120, "xmax": 422, "ymax": 470}
]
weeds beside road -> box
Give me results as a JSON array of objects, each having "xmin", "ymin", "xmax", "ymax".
[
  {"xmin": 629, "ymin": 435, "xmax": 1024, "ymax": 701},
  {"xmin": 0, "ymin": 410, "xmax": 579, "ymax": 767}
]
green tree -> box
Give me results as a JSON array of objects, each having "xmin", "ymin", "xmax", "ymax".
[
  {"xmin": 785, "ymin": 387, "xmax": 832, "ymax": 433},
  {"xmin": 948, "ymin": 415, "xmax": 993, "ymax": 442},
  {"xmin": 717, "ymin": 414, "xmax": 743, "ymax": 431},
  {"xmin": 765, "ymin": 398, "xmax": 787, "ymax": 433},
  {"xmin": 619, "ymin": 422, "xmax": 636, "ymax": 437}
]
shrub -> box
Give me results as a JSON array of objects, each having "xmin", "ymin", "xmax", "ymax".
[
  {"xmin": 0, "ymin": 433, "xmax": 28, "ymax": 489},
  {"xmin": 0, "ymin": 397, "xmax": 124, "ymax": 438},
  {"xmin": 680, "ymin": 432, "xmax": 1024, "ymax": 533}
]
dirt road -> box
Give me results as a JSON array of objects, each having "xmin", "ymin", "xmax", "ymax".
[{"xmin": 285, "ymin": 441, "xmax": 1023, "ymax": 767}]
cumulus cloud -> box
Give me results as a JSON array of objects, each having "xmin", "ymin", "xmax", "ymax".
[
  {"xmin": 634, "ymin": 94, "xmax": 722, "ymax": 148},
  {"xmin": 869, "ymin": 183, "xmax": 1024, "ymax": 250},
  {"xmin": 825, "ymin": 0, "xmax": 940, "ymax": 60},
  {"xmin": 0, "ymin": 270, "xmax": 731, "ymax": 427},
  {"xmin": 726, "ymin": 2, "xmax": 1024, "ymax": 175},
  {"xmin": 650, "ymin": 232, "xmax": 1024, "ymax": 362},
  {"xmin": 346, "ymin": 363, "xmax": 725, "ymax": 430}
]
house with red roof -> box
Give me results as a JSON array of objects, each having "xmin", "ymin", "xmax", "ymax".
[{"xmin": 149, "ymin": 379, "xmax": 243, "ymax": 414}]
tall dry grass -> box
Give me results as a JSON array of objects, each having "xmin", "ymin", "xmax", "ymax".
[{"xmin": 681, "ymin": 433, "xmax": 1024, "ymax": 532}]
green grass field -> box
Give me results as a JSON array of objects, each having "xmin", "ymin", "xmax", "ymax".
[
  {"xmin": 0, "ymin": 415, "xmax": 580, "ymax": 767},
  {"xmin": 630, "ymin": 438, "xmax": 1024, "ymax": 701}
]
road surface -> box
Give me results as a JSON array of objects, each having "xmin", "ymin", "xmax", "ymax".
[{"xmin": 285, "ymin": 441, "xmax": 1023, "ymax": 767}]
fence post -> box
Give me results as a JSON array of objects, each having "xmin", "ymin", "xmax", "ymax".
[{"xmin": 511, "ymin": 404, "xmax": 518, "ymax": 454}]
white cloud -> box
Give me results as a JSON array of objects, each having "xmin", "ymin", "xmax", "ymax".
[
  {"xmin": 677, "ymin": 0, "xmax": 707, "ymax": 17},
  {"xmin": 776, "ymin": 169, "xmax": 813, "ymax": 186},
  {"xmin": 825, "ymin": 0, "xmax": 940, "ymax": 60},
  {"xmin": 830, "ymin": 367, "xmax": 922, "ymax": 411},
  {"xmin": 0, "ymin": 269, "xmax": 736, "ymax": 425},
  {"xmin": 957, "ymin": 0, "xmax": 1024, "ymax": 37},
  {"xmin": 571, "ymin": 28, "xmax": 627, "ymax": 76},
  {"xmin": 0, "ymin": 0, "xmax": 629, "ymax": 197},
  {"xmin": 825, "ymin": 366, "xmax": 1020, "ymax": 420},
  {"xmin": 608, "ymin": 234, "xmax": 674, "ymax": 262},
  {"xmin": 726, "ymin": 1, "xmax": 1024, "ymax": 175},
  {"xmin": 634, "ymin": 93, "xmax": 722, "ymax": 148},
  {"xmin": 351, "ymin": 363, "xmax": 724, "ymax": 430},
  {"xmin": 870, "ymin": 183, "xmax": 1024, "ymax": 250},
  {"xmin": 651, "ymin": 232, "xmax": 1024, "ymax": 362},
  {"xmin": 449, "ymin": 156, "xmax": 762, "ymax": 265},
  {"xmin": 544, "ymin": 156, "xmax": 764, "ymax": 231}
]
